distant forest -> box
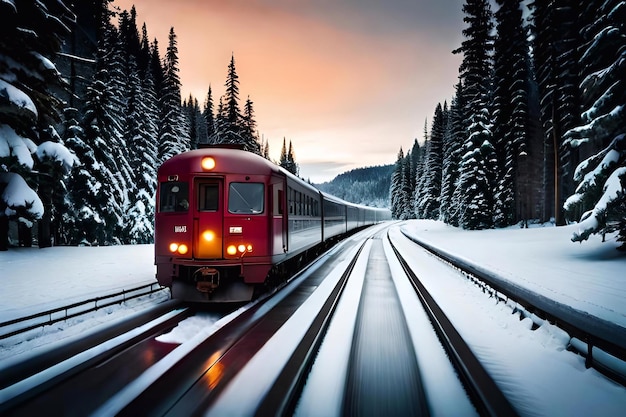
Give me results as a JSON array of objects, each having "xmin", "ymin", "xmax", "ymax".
[
  {"xmin": 315, "ymin": 165, "xmax": 393, "ymax": 208},
  {"xmin": 389, "ymin": 0, "xmax": 625, "ymax": 248}
]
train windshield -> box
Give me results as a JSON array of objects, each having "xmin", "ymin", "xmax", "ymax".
[
  {"xmin": 228, "ymin": 182, "xmax": 264, "ymax": 214},
  {"xmin": 159, "ymin": 182, "xmax": 189, "ymax": 212}
]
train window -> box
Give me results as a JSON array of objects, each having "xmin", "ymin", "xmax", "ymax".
[
  {"xmin": 274, "ymin": 189, "xmax": 284, "ymax": 215},
  {"xmin": 160, "ymin": 182, "xmax": 189, "ymax": 212},
  {"xmin": 198, "ymin": 183, "xmax": 219, "ymax": 211},
  {"xmin": 229, "ymin": 182, "xmax": 264, "ymax": 214}
]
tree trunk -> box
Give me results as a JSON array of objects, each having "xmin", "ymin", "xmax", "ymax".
[{"xmin": 0, "ymin": 216, "xmax": 8, "ymax": 251}]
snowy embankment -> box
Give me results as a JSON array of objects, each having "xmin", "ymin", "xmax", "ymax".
[
  {"xmin": 401, "ymin": 220, "xmax": 626, "ymax": 330},
  {"xmin": 0, "ymin": 245, "xmax": 168, "ymax": 360}
]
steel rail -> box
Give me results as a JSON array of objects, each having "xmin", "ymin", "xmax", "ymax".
[
  {"xmin": 0, "ymin": 302, "xmax": 189, "ymax": 414},
  {"xmin": 253, "ymin": 239, "xmax": 368, "ymax": 416},
  {"xmin": 387, "ymin": 232, "xmax": 520, "ymax": 417},
  {"xmin": 400, "ymin": 228, "xmax": 626, "ymax": 386}
]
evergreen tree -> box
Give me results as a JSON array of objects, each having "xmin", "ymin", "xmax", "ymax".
[
  {"xmin": 158, "ymin": 27, "xmax": 189, "ymax": 162},
  {"xmin": 454, "ymin": 0, "xmax": 497, "ymax": 229},
  {"xmin": 122, "ymin": 57, "xmax": 158, "ymax": 243},
  {"xmin": 417, "ymin": 103, "xmax": 445, "ymax": 219},
  {"xmin": 563, "ymin": 0, "xmax": 626, "ymax": 247},
  {"xmin": 242, "ymin": 95, "xmax": 261, "ymax": 154},
  {"xmin": 183, "ymin": 95, "xmax": 204, "ymax": 150},
  {"xmin": 279, "ymin": 138, "xmax": 299, "ymax": 175},
  {"xmin": 492, "ymin": 0, "xmax": 535, "ymax": 227},
  {"xmin": 261, "ymin": 136, "xmax": 270, "ymax": 159},
  {"xmin": 65, "ymin": 12, "xmax": 128, "ymax": 244},
  {"xmin": 529, "ymin": 0, "xmax": 583, "ymax": 224},
  {"xmin": 400, "ymin": 149, "xmax": 414, "ymax": 219},
  {"xmin": 390, "ymin": 147, "xmax": 405, "ymax": 219},
  {"xmin": 203, "ymin": 85, "xmax": 216, "ymax": 144},
  {"xmin": 218, "ymin": 54, "xmax": 244, "ymax": 147},
  {"xmin": 0, "ymin": 0, "xmax": 75, "ymax": 248},
  {"xmin": 413, "ymin": 120, "xmax": 429, "ymax": 218},
  {"xmin": 441, "ymin": 88, "xmax": 464, "ymax": 226},
  {"xmin": 458, "ymin": 108, "xmax": 498, "ymax": 229}
]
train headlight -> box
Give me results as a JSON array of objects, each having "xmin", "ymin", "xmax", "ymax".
[
  {"xmin": 247, "ymin": 244, "xmax": 253, "ymax": 252},
  {"xmin": 227, "ymin": 245, "xmax": 237, "ymax": 256},
  {"xmin": 237, "ymin": 244, "xmax": 246, "ymax": 253},
  {"xmin": 202, "ymin": 230, "xmax": 215, "ymax": 242},
  {"xmin": 201, "ymin": 156, "xmax": 216, "ymax": 170},
  {"xmin": 169, "ymin": 242, "xmax": 189, "ymax": 255}
]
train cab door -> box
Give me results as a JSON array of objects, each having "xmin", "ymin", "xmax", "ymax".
[{"xmin": 194, "ymin": 178, "xmax": 223, "ymax": 259}]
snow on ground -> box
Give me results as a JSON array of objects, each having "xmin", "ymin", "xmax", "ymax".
[
  {"xmin": 401, "ymin": 220, "xmax": 626, "ymax": 328},
  {"xmin": 392, "ymin": 223, "xmax": 626, "ymax": 416},
  {"xmin": 0, "ymin": 244, "xmax": 168, "ymax": 361}
]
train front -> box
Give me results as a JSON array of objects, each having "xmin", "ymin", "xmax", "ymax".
[{"xmin": 154, "ymin": 149, "xmax": 279, "ymax": 303}]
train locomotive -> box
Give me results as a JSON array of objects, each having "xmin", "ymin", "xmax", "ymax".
[{"xmin": 155, "ymin": 147, "xmax": 391, "ymax": 302}]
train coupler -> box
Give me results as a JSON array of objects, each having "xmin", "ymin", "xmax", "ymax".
[{"xmin": 194, "ymin": 267, "xmax": 220, "ymax": 293}]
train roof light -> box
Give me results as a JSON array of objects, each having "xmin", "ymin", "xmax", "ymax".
[{"xmin": 202, "ymin": 156, "xmax": 216, "ymax": 171}]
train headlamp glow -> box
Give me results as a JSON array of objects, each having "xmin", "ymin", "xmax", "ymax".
[
  {"xmin": 169, "ymin": 242, "xmax": 189, "ymax": 255},
  {"xmin": 227, "ymin": 244, "xmax": 253, "ymax": 256},
  {"xmin": 202, "ymin": 230, "xmax": 215, "ymax": 242},
  {"xmin": 201, "ymin": 156, "xmax": 216, "ymax": 170}
]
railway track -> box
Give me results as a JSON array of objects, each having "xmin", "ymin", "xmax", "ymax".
[
  {"xmin": 0, "ymin": 300, "xmax": 190, "ymax": 416},
  {"xmin": 2, "ymin": 222, "xmax": 623, "ymax": 416},
  {"xmin": 97, "ymin": 222, "xmax": 517, "ymax": 416}
]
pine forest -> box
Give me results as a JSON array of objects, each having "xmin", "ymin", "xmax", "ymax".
[
  {"xmin": 389, "ymin": 0, "xmax": 625, "ymax": 249},
  {"xmin": 0, "ymin": 0, "xmax": 624, "ymax": 250}
]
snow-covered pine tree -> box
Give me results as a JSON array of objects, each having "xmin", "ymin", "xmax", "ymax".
[
  {"xmin": 149, "ymin": 38, "xmax": 164, "ymax": 98},
  {"xmin": 492, "ymin": 0, "xmax": 535, "ymax": 227},
  {"xmin": 203, "ymin": 85, "xmax": 216, "ymax": 145},
  {"xmin": 458, "ymin": 108, "xmax": 498, "ymax": 229},
  {"xmin": 389, "ymin": 147, "xmax": 405, "ymax": 219},
  {"xmin": 529, "ymin": 0, "xmax": 584, "ymax": 225},
  {"xmin": 563, "ymin": 0, "xmax": 626, "ymax": 248},
  {"xmin": 400, "ymin": 148, "xmax": 414, "ymax": 219},
  {"xmin": 65, "ymin": 12, "xmax": 128, "ymax": 244},
  {"xmin": 183, "ymin": 95, "xmax": 203, "ymax": 151},
  {"xmin": 413, "ymin": 120, "xmax": 429, "ymax": 218},
  {"xmin": 441, "ymin": 88, "xmax": 464, "ymax": 226},
  {"xmin": 158, "ymin": 27, "xmax": 189, "ymax": 162},
  {"xmin": 242, "ymin": 96, "xmax": 261, "ymax": 154},
  {"xmin": 402, "ymin": 139, "xmax": 421, "ymax": 219},
  {"xmin": 0, "ymin": 0, "xmax": 76, "ymax": 249},
  {"xmin": 218, "ymin": 54, "xmax": 245, "ymax": 148},
  {"xmin": 454, "ymin": 0, "xmax": 497, "ymax": 229},
  {"xmin": 417, "ymin": 103, "xmax": 445, "ymax": 220},
  {"xmin": 122, "ymin": 58, "xmax": 158, "ymax": 244}
]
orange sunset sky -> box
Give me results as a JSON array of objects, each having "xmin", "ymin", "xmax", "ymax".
[{"xmin": 113, "ymin": 0, "xmax": 464, "ymax": 183}]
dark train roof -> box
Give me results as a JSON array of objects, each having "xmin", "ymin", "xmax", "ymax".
[{"xmin": 158, "ymin": 148, "xmax": 282, "ymax": 177}]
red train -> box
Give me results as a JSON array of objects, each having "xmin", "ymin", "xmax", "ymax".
[{"xmin": 154, "ymin": 147, "xmax": 390, "ymax": 302}]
